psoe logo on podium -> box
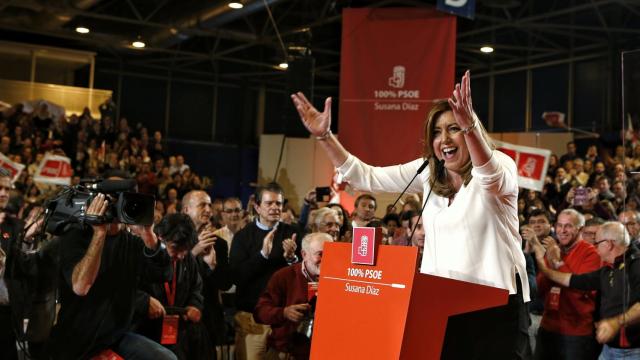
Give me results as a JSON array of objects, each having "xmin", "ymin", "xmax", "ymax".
[{"xmin": 351, "ymin": 227, "xmax": 382, "ymax": 265}]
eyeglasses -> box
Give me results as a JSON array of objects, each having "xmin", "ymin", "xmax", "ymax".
[
  {"xmin": 594, "ymin": 239, "xmax": 613, "ymax": 246},
  {"xmin": 223, "ymin": 208, "xmax": 242, "ymax": 214},
  {"xmin": 320, "ymin": 221, "xmax": 340, "ymax": 228}
]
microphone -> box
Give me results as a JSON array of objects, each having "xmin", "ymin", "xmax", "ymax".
[
  {"xmin": 389, "ymin": 158, "xmax": 430, "ymax": 212},
  {"xmin": 87, "ymin": 179, "xmax": 137, "ymax": 192}
]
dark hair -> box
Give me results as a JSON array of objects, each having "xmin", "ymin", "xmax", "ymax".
[
  {"xmin": 255, "ymin": 182, "xmax": 284, "ymax": 204},
  {"xmin": 0, "ymin": 167, "xmax": 11, "ymax": 178},
  {"xmin": 354, "ymin": 194, "xmax": 377, "ymax": 209},
  {"xmin": 585, "ymin": 217, "xmax": 605, "ymax": 227},
  {"xmin": 327, "ymin": 203, "xmax": 349, "ymax": 238},
  {"xmin": 401, "ymin": 210, "xmax": 417, "ymax": 223},
  {"xmin": 528, "ymin": 208, "xmax": 550, "ymax": 222},
  {"xmin": 366, "ymin": 219, "xmax": 383, "ymax": 228},
  {"xmin": 328, "ymin": 203, "xmax": 349, "ymax": 217},
  {"xmin": 407, "ymin": 213, "xmax": 422, "ymax": 228},
  {"xmin": 382, "ymin": 213, "xmax": 400, "ymax": 226},
  {"xmin": 155, "ymin": 213, "xmax": 197, "ymax": 249},
  {"xmin": 223, "ymin": 197, "xmax": 242, "ymax": 208}
]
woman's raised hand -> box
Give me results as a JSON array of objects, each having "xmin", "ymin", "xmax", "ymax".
[
  {"xmin": 448, "ymin": 70, "xmax": 477, "ymax": 129},
  {"xmin": 291, "ymin": 92, "xmax": 332, "ymax": 137}
]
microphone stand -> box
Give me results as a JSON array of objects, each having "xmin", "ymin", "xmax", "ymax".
[
  {"xmin": 408, "ymin": 159, "xmax": 443, "ymax": 244},
  {"xmin": 389, "ymin": 158, "xmax": 430, "ymax": 211}
]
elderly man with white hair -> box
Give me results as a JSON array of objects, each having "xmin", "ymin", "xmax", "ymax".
[
  {"xmin": 532, "ymin": 221, "xmax": 640, "ymax": 359},
  {"xmin": 308, "ymin": 207, "xmax": 341, "ymax": 241},
  {"xmin": 254, "ymin": 232, "xmax": 332, "ymax": 360}
]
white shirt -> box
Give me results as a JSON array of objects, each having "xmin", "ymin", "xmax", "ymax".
[{"xmin": 337, "ymin": 150, "xmax": 530, "ymax": 301}]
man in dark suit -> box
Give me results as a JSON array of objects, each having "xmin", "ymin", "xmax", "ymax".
[
  {"xmin": 182, "ymin": 190, "xmax": 232, "ymax": 352},
  {"xmin": 230, "ymin": 182, "xmax": 301, "ymax": 360}
]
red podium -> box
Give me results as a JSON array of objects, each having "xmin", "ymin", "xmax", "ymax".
[{"xmin": 310, "ymin": 242, "xmax": 508, "ymax": 360}]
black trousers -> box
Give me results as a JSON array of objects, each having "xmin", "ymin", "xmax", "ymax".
[{"xmin": 441, "ymin": 274, "xmax": 532, "ymax": 360}]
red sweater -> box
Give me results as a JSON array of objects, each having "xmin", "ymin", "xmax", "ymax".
[
  {"xmin": 537, "ymin": 240, "xmax": 602, "ymax": 336},
  {"xmin": 254, "ymin": 263, "xmax": 310, "ymax": 357}
]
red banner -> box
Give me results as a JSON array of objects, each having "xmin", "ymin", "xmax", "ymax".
[
  {"xmin": 339, "ymin": 8, "xmax": 456, "ymax": 166},
  {"xmin": 494, "ymin": 141, "xmax": 551, "ymax": 192}
]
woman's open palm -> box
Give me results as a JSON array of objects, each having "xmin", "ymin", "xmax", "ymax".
[{"xmin": 291, "ymin": 92, "xmax": 332, "ymax": 137}]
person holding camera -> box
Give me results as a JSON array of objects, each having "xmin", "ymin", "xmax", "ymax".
[
  {"xmin": 47, "ymin": 181, "xmax": 177, "ymax": 359},
  {"xmin": 254, "ymin": 232, "xmax": 332, "ymax": 360}
]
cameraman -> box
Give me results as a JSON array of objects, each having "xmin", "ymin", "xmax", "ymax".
[
  {"xmin": 47, "ymin": 176, "xmax": 177, "ymax": 360},
  {"xmin": 0, "ymin": 168, "xmax": 23, "ymax": 360}
]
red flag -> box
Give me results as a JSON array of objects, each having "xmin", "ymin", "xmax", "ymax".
[
  {"xmin": 34, "ymin": 153, "xmax": 72, "ymax": 186},
  {"xmin": 495, "ymin": 141, "xmax": 551, "ymax": 191},
  {"xmin": 0, "ymin": 153, "xmax": 25, "ymax": 183}
]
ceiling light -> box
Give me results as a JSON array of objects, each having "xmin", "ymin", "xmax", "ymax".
[
  {"xmin": 228, "ymin": 2, "xmax": 244, "ymax": 9},
  {"xmin": 132, "ymin": 41, "xmax": 146, "ymax": 48},
  {"xmin": 75, "ymin": 27, "xmax": 90, "ymax": 34},
  {"xmin": 278, "ymin": 62, "xmax": 289, "ymax": 69},
  {"xmin": 480, "ymin": 46, "xmax": 494, "ymax": 53}
]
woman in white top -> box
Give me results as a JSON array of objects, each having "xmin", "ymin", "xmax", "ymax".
[{"xmin": 291, "ymin": 71, "xmax": 531, "ymax": 359}]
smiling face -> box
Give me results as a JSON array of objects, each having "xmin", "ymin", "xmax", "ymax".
[
  {"xmin": 302, "ymin": 237, "xmax": 327, "ymax": 278},
  {"xmin": 431, "ymin": 111, "xmax": 470, "ymax": 174},
  {"xmin": 555, "ymin": 212, "xmax": 581, "ymax": 247},
  {"xmin": 318, "ymin": 212, "xmax": 341, "ymax": 241}
]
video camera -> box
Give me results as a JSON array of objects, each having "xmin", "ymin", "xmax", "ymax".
[{"xmin": 43, "ymin": 179, "xmax": 155, "ymax": 235}]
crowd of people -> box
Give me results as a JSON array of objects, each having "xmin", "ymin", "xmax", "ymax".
[{"xmin": 0, "ymin": 93, "xmax": 640, "ymax": 359}]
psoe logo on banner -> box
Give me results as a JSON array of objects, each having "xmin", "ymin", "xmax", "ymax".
[
  {"xmin": 518, "ymin": 153, "xmax": 546, "ymax": 179},
  {"xmin": 388, "ymin": 65, "xmax": 405, "ymax": 88},
  {"xmin": 371, "ymin": 65, "xmax": 422, "ymax": 112},
  {"xmin": 351, "ymin": 227, "xmax": 381, "ymax": 265}
]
